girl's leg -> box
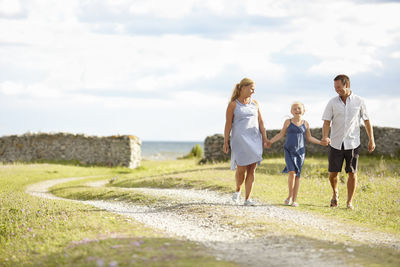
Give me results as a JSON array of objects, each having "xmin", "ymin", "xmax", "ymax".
[
  {"xmin": 292, "ymin": 176, "xmax": 300, "ymax": 203},
  {"xmin": 235, "ymin": 165, "xmax": 246, "ymax": 192},
  {"xmin": 244, "ymin": 163, "xmax": 257, "ymax": 200},
  {"xmin": 287, "ymin": 171, "xmax": 296, "ymax": 200}
]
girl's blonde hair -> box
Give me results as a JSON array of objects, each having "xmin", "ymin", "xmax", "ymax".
[
  {"xmin": 230, "ymin": 77, "xmax": 254, "ymax": 102},
  {"xmin": 291, "ymin": 101, "xmax": 305, "ymax": 113},
  {"xmin": 283, "ymin": 101, "xmax": 305, "ymax": 120}
]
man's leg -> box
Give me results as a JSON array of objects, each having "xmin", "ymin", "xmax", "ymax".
[
  {"xmin": 347, "ymin": 172, "xmax": 357, "ymax": 206},
  {"xmin": 344, "ymin": 146, "xmax": 360, "ymax": 208},
  {"xmin": 329, "ymin": 172, "xmax": 339, "ymax": 206},
  {"xmin": 328, "ymin": 145, "xmax": 344, "ymax": 207}
]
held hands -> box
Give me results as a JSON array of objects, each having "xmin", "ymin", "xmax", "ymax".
[
  {"xmin": 263, "ymin": 139, "xmax": 272, "ymax": 149},
  {"xmin": 320, "ymin": 137, "xmax": 331, "ymax": 146}
]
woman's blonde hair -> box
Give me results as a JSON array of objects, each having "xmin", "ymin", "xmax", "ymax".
[{"xmin": 230, "ymin": 77, "xmax": 254, "ymax": 102}]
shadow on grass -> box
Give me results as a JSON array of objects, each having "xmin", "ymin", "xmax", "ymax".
[
  {"xmin": 18, "ymin": 236, "xmax": 237, "ymax": 267},
  {"xmin": 113, "ymin": 166, "xmax": 231, "ymax": 188},
  {"xmin": 22, "ymin": 221, "xmax": 400, "ymax": 267}
]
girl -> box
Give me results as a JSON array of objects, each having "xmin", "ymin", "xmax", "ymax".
[
  {"xmin": 223, "ymin": 78, "xmax": 269, "ymax": 206},
  {"xmin": 268, "ymin": 102, "xmax": 328, "ymax": 207}
]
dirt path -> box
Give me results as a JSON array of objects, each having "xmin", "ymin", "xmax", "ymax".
[{"xmin": 26, "ymin": 177, "xmax": 400, "ymax": 267}]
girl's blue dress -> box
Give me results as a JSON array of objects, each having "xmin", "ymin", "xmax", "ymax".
[{"xmin": 282, "ymin": 120, "xmax": 306, "ymax": 178}]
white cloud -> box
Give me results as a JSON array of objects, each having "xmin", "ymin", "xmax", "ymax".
[
  {"xmin": 1, "ymin": 0, "xmax": 400, "ymax": 140},
  {"xmin": 391, "ymin": 51, "xmax": 400, "ymax": 59},
  {"xmin": 363, "ymin": 96, "xmax": 400, "ymax": 128},
  {"xmin": 273, "ymin": 1, "xmax": 400, "ymax": 75},
  {"xmin": 0, "ymin": 81, "xmax": 23, "ymax": 95},
  {"xmin": 0, "ymin": 81, "xmax": 63, "ymax": 98},
  {"xmin": 0, "ymin": 0, "xmax": 23, "ymax": 16},
  {"xmin": 308, "ymin": 58, "xmax": 383, "ymax": 76},
  {"xmin": 128, "ymin": 0, "xmax": 198, "ymax": 18}
]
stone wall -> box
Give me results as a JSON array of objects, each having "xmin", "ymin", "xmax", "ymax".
[
  {"xmin": 203, "ymin": 134, "xmax": 231, "ymax": 163},
  {"xmin": 0, "ymin": 133, "xmax": 141, "ymax": 168},
  {"xmin": 203, "ymin": 126, "xmax": 400, "ymax": 162}
]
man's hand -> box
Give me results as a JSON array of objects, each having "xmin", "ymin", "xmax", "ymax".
[
  {"xmin": 368, "ymin": 139, "xmax": 376, "ymax": 153},
  {"xmin": 320, "ymin": 137, "xmax": 330, "ymax": 146}
]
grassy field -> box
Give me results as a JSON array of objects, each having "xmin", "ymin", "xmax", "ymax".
[
  {"xmin": 96, "ymin": 156, "xmax": 398, "ymax": 235},
  {"xmin": 0, "ymin": 163, "xmax": 236, "ymax": 266},
  {"xmin": 51, "ymin": 156, "xmax": 400, "ymax": 235},
  {"xmin": 1, "ymin": 156, "xmax": 399, "ymax": 266}
]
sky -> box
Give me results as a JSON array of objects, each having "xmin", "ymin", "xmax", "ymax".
[{"xmin": 1, "ymin": 0, "xmax": 400, "ymax": 141}]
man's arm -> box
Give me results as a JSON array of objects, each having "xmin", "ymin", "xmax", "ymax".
[
  {"xmin": 322, "ymin": 120, "xmax": 331, "ymax": 143},
  {"xmin": 364, "ymin": 120, "xmax": 375, "ymax": 153}
]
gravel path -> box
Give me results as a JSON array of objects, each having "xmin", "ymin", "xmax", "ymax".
[{"xmin": 26, "ymin": 177, "xmax": 400, "ymax": 267}]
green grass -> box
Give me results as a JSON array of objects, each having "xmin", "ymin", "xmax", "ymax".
[
  {"xmin": 1, "ymin": 156, "xmax": 399, "ymax": 265},
  {"xmin": 0, "ymin": 163, "xmax": 236, "ymax": 266},
  {"xmin": 107, "ymin": 157, "xmax": 400, "ymax": 235}
]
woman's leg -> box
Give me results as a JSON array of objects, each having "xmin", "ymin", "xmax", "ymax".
[
  {"xmin": 292, "ymin": 176, "xmax": 300, "ymax": 203},
  {"xmin": 235, "ymin": 165, "xmax": 246, "ymax": 192},
  {"xmin": 244, "ymin": 163, "xmax": 257, "ymax": 200},
  {"xmin": 287, "ymin": 171, "xmax": 296, "ymax": 200}
]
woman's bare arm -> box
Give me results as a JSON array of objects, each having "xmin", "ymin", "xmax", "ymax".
[
  {"xmin": 223, "ymin": 101, "xmax": 236, "ymax": 153},
  {"xmin": 253, "ymin": 100, "xmax": 269, "ymax": 144}
]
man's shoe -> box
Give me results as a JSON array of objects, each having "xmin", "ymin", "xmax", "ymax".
[{"xmin": 330, "ymin": 193, "xmax": 339, "ymax": 207}]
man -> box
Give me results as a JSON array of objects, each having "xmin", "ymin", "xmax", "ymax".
[{"xmin": 322, "ymin": 74, "xmax": 375, "ymax": 209}]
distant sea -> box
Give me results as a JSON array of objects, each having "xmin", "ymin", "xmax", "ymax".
[{"xmin": 141, "ymin": 141, "xmax": 204, "ymax": 160}]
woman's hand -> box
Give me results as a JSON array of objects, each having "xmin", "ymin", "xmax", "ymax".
[{"xmin": 223, "ymin": 142, "xmax": 229, "ymax": 154}]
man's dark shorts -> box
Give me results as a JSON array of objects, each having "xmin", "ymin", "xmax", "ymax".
[{"xmin": 328, "ymin": 144, "xmax": 360, "ymax": 173}]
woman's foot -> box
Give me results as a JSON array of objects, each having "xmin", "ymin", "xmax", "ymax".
[
  {"xmin": 232, "ymin": 191, "xmax": 240, "ymax": 203},
  {"xmin": 244, "ymin": 199, "xmax": 255, "ymax": 206},
  {"xmin": 346, "ymin": 203, "xmax": 354, "ymax": 210},
  {"xmin": 292, "ymin": 202, "xmax": 299, "ymax": 207},
  {"xmin": 284, "ymin": 198, "xmax": 292, "ymax": 206}
]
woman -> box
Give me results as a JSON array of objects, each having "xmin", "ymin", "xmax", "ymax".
[{"xmin": 223, "ymin": 77, "xmax": 269, "ymax": 206}]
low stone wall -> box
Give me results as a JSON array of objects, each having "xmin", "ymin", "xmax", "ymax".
[
  {"xmin": 203, "ymin": 126, "xmax": 400, "ymax": 162},
  {"xmin": 0, "ymin": 133, "xmax": 141, "ymax": 168},
  {"xmin": 203, "ymin": 134, "xmax": 231, "ymax": 163}
]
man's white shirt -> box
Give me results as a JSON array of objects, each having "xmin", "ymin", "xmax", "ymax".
[{"xmin": 322, "ymin": 93, "xmax": 369, "ymax": 150}]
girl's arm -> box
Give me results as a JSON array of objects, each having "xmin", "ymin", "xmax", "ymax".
[
  {"xmin": 253, "ymin": 100, "xmax": 269, "ymax": 145},
  {"xmin": 270, "ymin": 119, "xmax": 290, "ymax": 144},
  {"xmin": 223, "ymin": 101, "xmax": 236, "ymax": 154},
  {"xmin": 305, "ymin": 121, "xmax": 324, "ymax": 145}
]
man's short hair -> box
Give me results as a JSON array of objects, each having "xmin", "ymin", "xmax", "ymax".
[{"xmin": 334, "ymin": 74, "xmax": 350, "ymax": 87}]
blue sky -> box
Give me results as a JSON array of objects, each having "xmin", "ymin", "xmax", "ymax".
[{"xmin": 1, "ymin": 0, "xmax": 400, "ymax": 141}]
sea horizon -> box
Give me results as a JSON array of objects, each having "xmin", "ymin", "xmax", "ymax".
[{"xmin": 141, "ymin": 141, "xmax": 204, "ymax": 161}]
